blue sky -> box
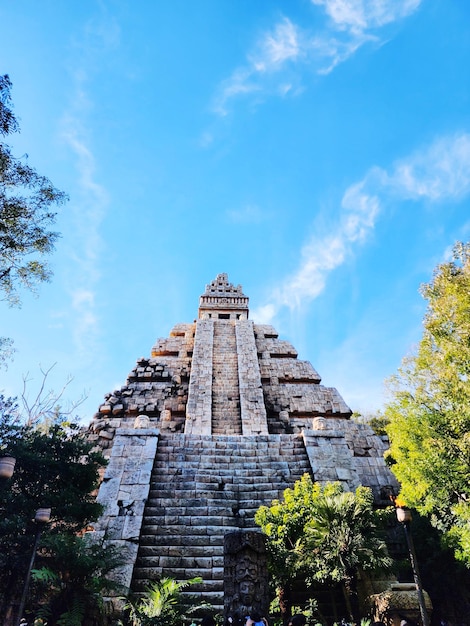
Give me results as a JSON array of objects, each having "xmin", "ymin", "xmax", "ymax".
[{"xmin": 1, "ymin": 0, "xmax": 469, "ymax": 423}]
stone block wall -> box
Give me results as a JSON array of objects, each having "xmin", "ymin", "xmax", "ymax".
[
  {"xmin": 236, "ymin": 320, "xmax": 268, "ymax": 435},
  {"xmin": 185, "ymin": 320, "xmax": 214, "ymax": 434},
  {"xmin": 303, "ymin": 418, "xmax": 398, "ymax": 502},
  {"xmin": 93, "ymin": 428, "xmax": 159, "ymax": 589}
]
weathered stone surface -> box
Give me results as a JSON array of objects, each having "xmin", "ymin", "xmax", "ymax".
[{"xmin": 369, "ymin": 583, "xmax": 433, "ymax": 624}]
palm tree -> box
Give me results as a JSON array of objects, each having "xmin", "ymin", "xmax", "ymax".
[
  {"xmin": 125, "ymin": 576, "xmax": 204, "ymax": 626},
  {"xmin": 295, "ymin": 486, "xmax": 392, "ymax": 622}
]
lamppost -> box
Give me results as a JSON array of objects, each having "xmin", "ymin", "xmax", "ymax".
[
  {"xmin": 15, "ymin": 507, "xmax": 52, "ymax": 626},
  {"xmin": 1, "ymin": 456, "xmax": 52, "ymax": 626},
  {"xmin": 395, "ymin": 506, "xmax": 430, "ymax": 626}
]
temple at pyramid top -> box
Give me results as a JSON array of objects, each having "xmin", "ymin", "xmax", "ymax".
[{"xmin": 198, "ymin": 273, "xmax": 249, "ymax": 320}]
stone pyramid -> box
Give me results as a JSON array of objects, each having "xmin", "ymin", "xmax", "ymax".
[{"xmin": 89, "ymin": 273, "xmax": 396, "ymax": 614}]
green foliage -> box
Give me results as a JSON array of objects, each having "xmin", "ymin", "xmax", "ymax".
[
  {"xmin": 351, "ymin": 411, "xmax": 389, "ymax": 437},
  {"xmin": 255, "ymin": 476, "xmax": 391, "ymax": 622},
  {"xmin": 297, "ymin": 486, "xmax": 392, "ymax": 587},
  {"xmin": 367, "ymin": 415, "xmax": 389, "ymax": 438},
  {"xmin": 0, "ymin": 74, "xmax": 67, "ymax": 307},
  {"xmin": 0, "ymin": 75, "xmax": 19, "ymax": 135},
  {"xmin": 0, "ymin": 336, "xmax": 15, "ymax": 368},
  {"xmin": 399, "ymin": 511, "xmax": 470, "ymax": 621},
  {"xmin": 32, "ymin": 533, "xmax": 124, "ymax": 625},
  {"xmin": 125, "ymin": 576, "xmax": 204, "ymax": 626},
  {"xmin": 255, "ymin": 474, "xmax": 328, "ymax": 587},
  {"xmin": 0, "ymin": 415, "xmax": 106, "ymax": 535},
  {"xmin": 0, "ymin": 400, "xmax": 108, "ymax": 623},
  {"xmin": 385, "ymin": 241, "xmax": 470, "ymax": 564}
]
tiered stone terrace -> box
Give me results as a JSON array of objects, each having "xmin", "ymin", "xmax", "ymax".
[{"xmin": 89, "ymin": 273, "xmax": 397, "ymax": 609}]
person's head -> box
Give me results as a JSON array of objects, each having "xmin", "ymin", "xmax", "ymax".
[
  {"xmin": 290, "ymin": 614, "xmax": 307, "ymax": 626},
  {"xmin": 202, "ymin": 617, "xmax": 216, "ymax": 626}
]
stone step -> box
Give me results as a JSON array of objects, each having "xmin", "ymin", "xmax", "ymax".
[
  {"xmin": 140, "ymin": 517, "xmax": 259, "ymax": 532},
  {"xmin": 137, "ymin": 555, "xmax": 222, "ymax": 570},
  {"xmin": 152, "ymin": 458, "xmax": 309, "ymax": 468},
  {"xmin": 143, "ymin": 504, "xmax": 255, "ymax": 518},
  {"xmin": 149, "ymin": 466, "xmax": 292, "ymax": 476},
  {"xmin": 146, "ymin": 487, "xmax": 296, "ymax": 503},
  {"xmin": 138, "ymin": 529, "xmax": 256, "ymax": 545},
  {"xmin": 145, "ymin": 487, "xmax": 306, "ymax": 500},
  {"xmin": 132, "ymin": 582, "xmax": 225, "ymax": 607},
  {"xmin": 144, "ymin": 496, "xmax": 281, "ymax": 509},
  {"xmin": 149, "ymin": 458, "xmax": 310, "ymax": 473},
  {"xmin": 154, "ymin": 435, "xmax": 307, "ymax": 443},
  {"xmin": 138, "ymin": 544, "xmax": 224, "ymax": 556},
  {"xmin": 152, "ymin": 434, "xmax": 306, "ymax": 444},
  {"xmin": 151, "ymin": 451, "xmax": 307, "ymax": 461},
  {"xmin": 211, "ymin": 321, "xmax": 241, "ymax": 433},
  {"xmin": 133, "ymin": 568, "xmax": 224, "ymax": 587}
]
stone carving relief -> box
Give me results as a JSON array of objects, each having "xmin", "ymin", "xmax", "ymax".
[
  {"xmin": 134, "ymin": 414, "xmax": 150, "ymax": 429},
  {"xmin": 224, "ymin": 531, "xmax": 269, "ymax": 626},
  {"xmin": 312, "ymin": 416, "xmax": 327, "ymax": 430}
]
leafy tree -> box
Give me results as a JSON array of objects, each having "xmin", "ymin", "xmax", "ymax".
[
  {"xmin": 0, "ymin": 336, "xmax": 15, "ymax": 369},
  {"xmin": 124, "ymin": 576, "xmax": 204, "ymax": 626},
  {"xmin": 295, "ymin": 485, "xmax": 392, "ymax": 623},
  {"xmin": 351, "ymin": 411, "xmax": 389, "ymax": 438},
  {"xmin": 0, "ymin": 74, "xmax": 67, "ymax": 307},
  {"xmin": 396, "ymin": 511, "xmax": 470, "ymax": 624},
  {"xmin": 32, "ymin": 533, "xmax": 124, "ymax": 626},
  {"xmin": 255, "ymin": 475, "xmax": 325, "ymax": 621},
  {"xmin": 385, "ymin": 241, "xmax": 470, "ymax": 565},
  {"xmin": 0, "ymin": 399, "xmax": 107, "ymax": 625},
  {"xmin": 255, "ymin": 476, "xmax": 391, "ymax": 623}
]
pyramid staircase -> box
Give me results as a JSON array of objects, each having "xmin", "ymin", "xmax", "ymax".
[
  {"xmin": 131, "ymin": 433, "xmax": 313, "ymax": 609},
  {"xmin": 212, "ymin": 321, "xmax": 242, "ymax": 435}
]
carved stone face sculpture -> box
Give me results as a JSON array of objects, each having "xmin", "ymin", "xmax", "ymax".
[
  {"xmin": 239, "ymin": 580, "xmax": 255, "ymax": 605},
  {"xmin": 236, "ymin": 560, "xmax": 258, "ymax": 605},
  {"xmin": 134, "ymin": 414, "xmax": 150, "ymax": 428},
  {"xmin": 161, "ymin": 408, "xmax": 172, "ymax": 422},
  {"xmin": 312, "ymin": 416, "xmax": 327, "ymax": 430},
  {"xmin": 224, "ymin": 532, "xmax": 269, "ymax": 623},
  {"xmin": 236, "ymin": 560, "xmax": 258, "ymax": 582}
]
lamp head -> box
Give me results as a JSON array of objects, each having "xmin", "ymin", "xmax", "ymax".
[
  {"xmin": 35, "ymin": 508, "xmax": 52, "ymax": 524},
  {"xmin": 0, "ymin": 456, "xmax": 16, "ymax": 479},
  {"xmin": 396, "ymin": 506, "xmax": 412, "ymax": 524}
]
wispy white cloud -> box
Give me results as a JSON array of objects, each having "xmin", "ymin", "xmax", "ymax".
[
  {"xmin": 61, "ymin": 115, "xmax": 109, "ymax": 354},
  {"xmin": 59, "ymin": 14, "xmax": 118, "ymax": 356},
  {"xmin": 251, "ymin": 18, "xmax": 302, "ymax": 72},
  {"xmin": 310, "ymin": 34, "xmax": 367, "ymax": 75},
  {"xmin": 199, "ymin": 130, "xmax": 215, "ymax": 148},
  {"xmin": 70, "ymin": 288, "xmax": 99, "ymax": 352},
  {"xmin": 385, "ymin": 133, "xmax": 470, "ymax": 201},
  {"xmin": 308, "ymin": 0, "xmax": 421, "ymax": 73},
  {"xmin": 252, "ymin": 132, "xmax": 470, "ymax": 323},
  {"xmin": 214, "ymin": 18, "xmax": 301, "ymax": 116},
  {"xmin": 313, "ymin": 0, "xmax": 421, "ymax": 34},
  {"xmin": 213, "ymin": 0, "xmax": 422, "ymax": 115}
]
